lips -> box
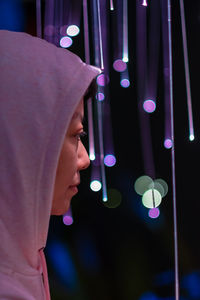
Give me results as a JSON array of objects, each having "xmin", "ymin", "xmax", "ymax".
[{"xmin": 68, "ymin": 183, "xmax": 79, "ymax": 194}]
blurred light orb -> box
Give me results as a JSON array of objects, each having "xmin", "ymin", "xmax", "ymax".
[
  {"xmin": 143, "ymin": 99, "xmax": 156, "ymax": 113},
  {"xmin": 104, "ymin": 154, "xmax": 116, "ymax": 167},
  {"xmin": 149, "ymin": 181, "xmax": 164, "ymax": 198},
  {"xmin": 63, "ymin": 214, "xmax": 73, "ymax": 225},
  {"xmin": 154, "ymin": 178, "xmax": 168, "ymax": 197},
  {"xmin": 142, "ymin": 189, "xmax": 162, "ymax": 208},
  {"xmin": 134, "ymin": 175, "xmax": 153, "ymax": 196},
  {"xmin": 113, "ymin": 59, "xmax": 127, "ymax": 72},
  {"xmin": 90, "ymin": 180, "xmax": 102, "ymax": 192},
  {"xmin": 104, "ymin": 189, "xmax": 122, "ymax": 208},
  {"xmin": 60, "ymin": 36, "xmax": 73, "ymax": 48},
  {"xmin": 66, "ymin": 25, "xmax": 80, "ymax": 37},
  {"xmin": 120, "ymin": 78, "xmax": 130, "ymax": 88},
  {"xmin": 164, "ymin": 138, "xmax": 173, "ymax": 149},
  {"xmin": 148, "ymin": 207, "xmax": 160, "ymax": 219},
  {"xmin": 96, "ymin": 74, "xmax": 109, "ymax": 86},
  {"xmin": 96, "ymin": 92, "xmax": 105, "ymax": 101}
]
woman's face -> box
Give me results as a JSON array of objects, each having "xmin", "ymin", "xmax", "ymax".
[{"xmin": 51, "ymin": 98, "xmax": 90, "ymax": 215}]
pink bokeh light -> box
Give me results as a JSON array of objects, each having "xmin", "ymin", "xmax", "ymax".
[{"xmin": 113, "ymin": 59, "xmax": 127, "ymax": 72}]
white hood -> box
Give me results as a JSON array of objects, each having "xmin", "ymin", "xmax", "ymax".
[{"xmin": 0, "ymin": 30, "xmax": 99, "ymax": 299}]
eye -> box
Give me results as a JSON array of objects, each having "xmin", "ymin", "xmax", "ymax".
[{"xmin": 75, "ymin": 131, "xmax": 87, "ymax": 141}]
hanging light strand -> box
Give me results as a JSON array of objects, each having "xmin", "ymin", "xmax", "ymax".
[
  {"xmin": 168, "ymin": 1, "xmax": 180, "ymax": 299},
  {"xmin": 179, "ymin": 0, "xmax": 194, "ymax": 141},
  {"xmin": 83, "ymin": 0, "xmax": 96, "ymax": 161},
  {"xmin": 36, "ymin": 0, "xmax": 42, "ymax": 38}
]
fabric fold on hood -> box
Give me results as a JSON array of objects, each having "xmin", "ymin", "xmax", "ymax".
[{"xmin": 0, "ymin": 30, "xmax": 100, "ymax": 299}]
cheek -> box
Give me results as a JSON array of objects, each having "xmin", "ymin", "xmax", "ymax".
[{"xmin": 56, "ymin": 142, "xmax": 78, "ymax": 182}]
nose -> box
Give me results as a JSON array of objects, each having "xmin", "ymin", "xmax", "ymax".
[{"xmin": 78, "ymin": 141, "xmax": 90, "ymax": 170}]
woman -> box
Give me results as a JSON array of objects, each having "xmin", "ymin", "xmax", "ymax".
[{"xmin": 0, "ymin": 30, "xmax": 100, "ymax": 299}]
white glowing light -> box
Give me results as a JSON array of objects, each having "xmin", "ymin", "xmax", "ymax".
[
  {"xmin": 189, "ymin": 134, "xmax": 194, "ymax": 141},
  {"xmin": 142, "ymin": 0, "xmax": 147, "ymax": 6},
  {"xmin": 142, "ymin": 189, "xmax": 162, "ymax": 209},
  {"xmin": 89, "ymin": 153, "xmax": 95, "ymax": 161},
  {"xmin": 90, "ymin": 180, "xmax": 102, "ymax": 192},
  {"xmin": 122, "ymin": 56, "xmax": 129, "ymax": 63},
  {"xmin": 66, "ymin": 25, "xmax": 80, "ymax": 37}
]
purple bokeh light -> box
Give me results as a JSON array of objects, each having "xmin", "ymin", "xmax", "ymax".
[
  {"xmin": 164, "ymin": 138, "xmax": 173, "ymax": 149},
  {"xmin": 113, "ymin": 59, "xmax": 127, "ymax": 72},
  {"xmin": 148, "ymin": 207, "xmax": 160, "ymax": 219},
  {"xmin": 96, "ymin": 74, "xmax": 109, "ymax": 86},
  {"xmin": 63, "ymin": 209, "xmax": 73, "ymax": 225},
  {"xmin": 104, "ymin": 154, "xmax": 116, "ymax": 167},
  {"xmin": 143, "ymin": 99, "xmax": 156, "ymax": 113},
  {"xmin": 60, "ymin": 36, "xmax": 73, "ymax": 48},
  {"xmin": 120, "ymin": 78, "xmax": 130, "ymax": 88},
  {"xmin": 96, "ymin": 92, "xmax": 105, "ymax": 101}
]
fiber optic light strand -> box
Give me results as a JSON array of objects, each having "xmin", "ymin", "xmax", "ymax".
[
  {"xmin": 97, "ymin": 0, "xmax": 104, "ymax": 70},
  {"xmin": 36, "ymin": 0, "xmax": 42, "ymax": 38},
  {"xmin": 168, "ymin": 1, "xmax": 180, "ymax": 299},
  {"xmin": 110, "ymin": 0, "xmax": 114, "ymax": 11},
  {"xmin": 179, "ymin": 0, "xmax": 194, "ymax": 141},
  {"xmin": 83, "ymin": 0, "xmax": 96, "ymax": 160},
  {"xmin": 122, "ymin": 0, "xmax": 129, "ymax": 62},
  {"xmin": 97, "ymin": 99, "xmax": 108, "ymax": 202}
]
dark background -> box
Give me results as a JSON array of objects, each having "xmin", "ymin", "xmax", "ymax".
[{"xmin": 0, "ymin": 0, "xmax": 200, "ymax": 299}]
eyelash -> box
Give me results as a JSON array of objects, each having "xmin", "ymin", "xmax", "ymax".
[{"xmin": 76, "ymin": 131, "xmax": 87, "ymax": 141}]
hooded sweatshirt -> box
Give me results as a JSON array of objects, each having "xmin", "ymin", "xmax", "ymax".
[{"xmin": 0, "ymin": 30, "xmax": 100, "ymax": 299}]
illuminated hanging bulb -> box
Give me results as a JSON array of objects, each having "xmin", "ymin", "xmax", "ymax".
[
  {"xmin": 104, "ymin": 154, "xmax": 116, "ymax": 167},
  {"xmin": 142, "ymin": 0, "xmax": 148, "ymax": 6},
  {"xmin": 60, "ymin": 36, "xmax": 73, "ymax": 48},
  {"xmin": 142, "ymin": 188, "xmax": 162, "ymax": 209},
  {"xmin": 90, "ymin": 180, "xmax": 102, "ymax": 192},
  {"xmin": 134, "ymin": 175, "xmax": 153, "ymax": 196},
  {"xmin": 164, "ymin": 138, "xmax": 173, "ymax": 149},
  {"xmin": 113, "ymin": 59, "xmax": 127, "ymax": 72},
  {"xmin": 104, "ymin": 189, "xmax": 122, "ymax": 208},
  {"xmin": 149, "ymin": 207, "xmax": 160, "ymax": 219},
  {"xmin": 143, "ymin": 99, "xmax": 156, "ymax": 113},
  {"xmin": 66, "ymin": 25, "xmax": 80, "ymax": 37},
  {"xmin": 63, "ymin": 207, "xmax": 73, "ymax": 226}
]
